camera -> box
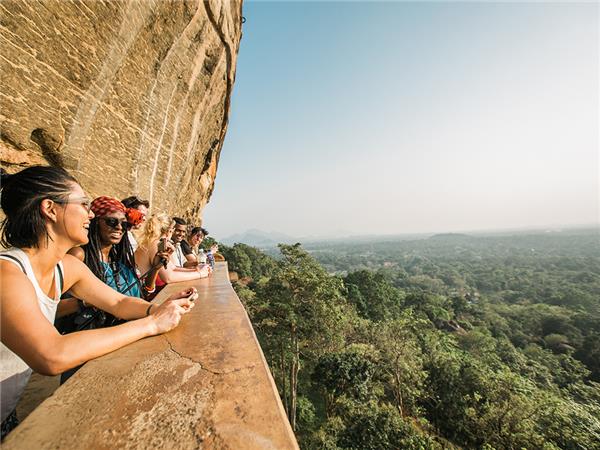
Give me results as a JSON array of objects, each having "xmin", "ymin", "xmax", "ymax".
[{"xmin": 157, "ymin": 237, "xmax": 167, "ymax": 253}]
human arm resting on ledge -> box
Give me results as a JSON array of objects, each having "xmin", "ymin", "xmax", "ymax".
[
  {"xmin": 157, "ymin": 253, "xmax": 206, "ymax": 283},
  {"xmin": 62, "ymin": 247, "xmax": 152, "ymax": 317},
  {"xmin": 158, "ymin": 263, "xmax": 204, "ymax": 283},
  {"xmin": 134, "ymin": 239, "xmax": 203, "ymax": 287},
  {"xmin": 64, "ymin": 254, "xmax": 157, "ymax": 319},
  {"xmin": 183, "ymin": 249, "xmax": 198, "ymax": 268},
  {"xmin": 0, "ymin": 259, "xmax": 196, "ymax": 376}
]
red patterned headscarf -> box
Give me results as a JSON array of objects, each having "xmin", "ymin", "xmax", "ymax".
[
  {"xmin": 126, "ymin": 208, "xmax": 145, "ymax": 227},
  {"xmin": 90, "ymin": 196, "xmax": 126, "ymax": 218}
]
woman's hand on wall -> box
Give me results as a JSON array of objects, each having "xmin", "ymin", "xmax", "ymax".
[{"xmin": 149, "ymin": 288, "xmax": 197, "ymax": 334}]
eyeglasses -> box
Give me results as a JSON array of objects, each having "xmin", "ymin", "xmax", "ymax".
[
  {"xmin": 101, "ymin": 217, "xmax": 131, "ymax": 230},
  {"xmin": 56, "ymin": 197, "xmax": 92, "ymax": 212}
]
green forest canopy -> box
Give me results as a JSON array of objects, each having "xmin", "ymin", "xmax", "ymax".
[{"xmin": 218, "ymin": 229, "xmax": 600, "ymax": 449}]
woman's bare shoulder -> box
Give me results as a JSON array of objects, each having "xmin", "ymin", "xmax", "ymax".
[
  {"xmin": 135, "ymin": 240, "xmax": 157, "ymax": 270},
  {"xmin": 0, "ymin": 260, "xmax": 37, "ymax": 302},
  {"xmin": 68, "ymin": 246, "xmax": 85, "ymax": 261},
  {"xmin": 0, "ymin": 259, "xmax": 27, "ymax": 277},
  {"xmin": 60, "ymin": 253, "xmax": 91, "ymax": 288},
  {"xmin": 62, "ymin": 253, "xmax": 86, "ymax": 267}
]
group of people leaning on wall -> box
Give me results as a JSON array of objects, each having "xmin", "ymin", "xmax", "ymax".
[{"xmin": 0, "ymin": 165, "xmax": 219, "ymax": 439}]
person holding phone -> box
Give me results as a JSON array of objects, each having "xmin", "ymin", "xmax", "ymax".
[
  {"xmin": 0, "ymin": 166, "xmax": 196, "ymax": 439},
  {"xmin": 135, "ymin": 214, "xmax": 209, "ymax": 296}
]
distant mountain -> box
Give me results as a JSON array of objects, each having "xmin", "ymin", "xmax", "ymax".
[
  {"xmin": 219, "ymin": 226, "xmax": 599, "ymax": 248},
  {"xmin": 429, "ymin": 233, "xmax": 471, "ymax": 239},
  {"xmin": 221, "ymin": 229, "xmax": 298, "ymax": 247},
  {"xmin": 221, "ymin": 230, "xmax": 431, "ymax": 247}
]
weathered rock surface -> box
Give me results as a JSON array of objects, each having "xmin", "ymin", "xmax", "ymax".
[{"xmin": 0, "ymin": 0, "xmax": 242, "ymax": 219}]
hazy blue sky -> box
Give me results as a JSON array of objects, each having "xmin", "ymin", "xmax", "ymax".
[{"xmin": 203, "ymin": 1, "xmax": 598, "ymax": 239}]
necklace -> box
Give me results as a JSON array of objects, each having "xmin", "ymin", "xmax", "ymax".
[
  {"xmin": 99, "ymin": 247, "xmax": 122, "ymax": 292},
  {"xmin": 100, "ymin": 247, "xmax": 112, "ymax": 264}
]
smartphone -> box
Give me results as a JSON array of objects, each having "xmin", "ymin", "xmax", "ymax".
[
  {"xmin": 157, "ymin": 237, "xmax": 167, "ymax": 253},
  {"xmin": 185, "ymin": 288, "xmax": 197, "ymax": 302}
]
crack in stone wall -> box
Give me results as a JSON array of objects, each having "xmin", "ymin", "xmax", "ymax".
[{"xmin": 164, "ymin": 334, "xmax": 257, "ymax": 376}]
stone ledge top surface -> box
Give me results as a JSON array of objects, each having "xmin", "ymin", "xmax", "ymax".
[{"xmin": 4, "ymin": 262, "xmax": 298, "ymax": 450}]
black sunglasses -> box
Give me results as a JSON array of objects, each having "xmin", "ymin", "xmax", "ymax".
[{"xmin": 101, "ymin": 217, "xmax": 131, "ymax": 230}]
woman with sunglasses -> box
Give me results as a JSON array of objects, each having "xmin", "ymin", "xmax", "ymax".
[
  {"xmin": 65, "ymin": 197, "xmax": 165, "ymax": 325},
  {"xmin": 0, "ymin": 166, "xmax": 196, "ymax": 439},
  {"xmin": 62, "ymin": 197, "xmax": 164, "ymax": 382},
  {"xmin": 69, "ymin": 197, "xmax": 142, "ymax": 300}
]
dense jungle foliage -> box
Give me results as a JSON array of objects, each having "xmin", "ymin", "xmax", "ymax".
[{"xmin": 218, "ymin": 229, "xmax": 600, "ymax": 449}]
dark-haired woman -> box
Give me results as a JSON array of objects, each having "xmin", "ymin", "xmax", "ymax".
[
  {"xmin": 62, "ymin": 197, "xmax": 162, "ymax": 382},
  {"xmin": 180, "ymin": 227, "xmax": 204, "ymax": 267},
  {"xmin": 0, "ymin": 166, "xmax": 196, "ymax": 439},
  {"xmin": 69, "ymin": 197, "xmax": 143, "ymax": 301}
]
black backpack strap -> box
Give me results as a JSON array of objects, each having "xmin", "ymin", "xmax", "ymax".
[
  {"xmin": 0, "ymin": 254, "xmax": 27, "ymax": 274},
  {"xmin": 56, "ymin": 263, "xmax": 64, "ymax": 294}
]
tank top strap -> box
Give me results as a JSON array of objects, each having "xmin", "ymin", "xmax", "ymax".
[
  {"xmin": 0, "ymin": 253, "xmax": 27, "ymax": 274},
  {"xmin": 0, "ymin": 248, "xmax": 64, "ymax": 302}
]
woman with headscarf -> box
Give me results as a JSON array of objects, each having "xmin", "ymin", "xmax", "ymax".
[
  {"xmin": 61, "ymin": 197, "xmax": 170, "ymax": 382},
  {"xmin": 65, "ymin": 197, "xmax": 164, "ymax": 328},
  {"xmin": 70, "ymin": 197, "xmax": 142, "ymax": 298}
]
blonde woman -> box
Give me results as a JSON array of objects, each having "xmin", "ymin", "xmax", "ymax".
[{"xmin": 135, "ymin": 213, "xmax": 209, "ymax": 296}]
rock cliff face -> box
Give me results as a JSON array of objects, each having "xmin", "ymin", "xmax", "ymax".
[{"xmin": 0, "ymin": 0, "xmax": 242, "ymax": 219}]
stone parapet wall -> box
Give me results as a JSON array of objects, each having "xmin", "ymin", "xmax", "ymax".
[
  {"xmin": 0, "ymin": 0, "xmax": 242, "ymax": 219},
  {"xmin": 3, "ymin": 262, "xmax": 299, "ymax": 449}
]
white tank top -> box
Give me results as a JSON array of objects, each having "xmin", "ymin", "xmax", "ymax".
[{"xmin": 0, "ymin": 248, "xmax": 63, "ymax": 422}]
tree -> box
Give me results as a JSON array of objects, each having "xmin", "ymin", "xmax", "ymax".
[
  {"xmin": 313, "ymin": 344, "xmax": 378, "ymax": 417},
  {"xmin": 232, "ymin": 231, "xmax": 600, "ymax": 449},
  {"xmin": 220, "ymin": 243, "xmax": 252, "ymax": 277},
  {"xmin": 575, "ymin": 333, "xmax": 600, "ymax": 381},
  {"xmin": 219, "ymin": 242, "xmax": 277, "ymax": 280},
  {"xmin": 370, "ymin": 317, "xmax": 427, "ymax": 418},
  {"xmin": 254, "ymin": 244, "xmax": 350, "ymax": 430},
  {"xmin": 344, "ymin": 270, "xmax": 403, "ymax": 321},
  {"xmin": 334, "ymin": 401, "xmax": 441, "ymax": 450}
]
